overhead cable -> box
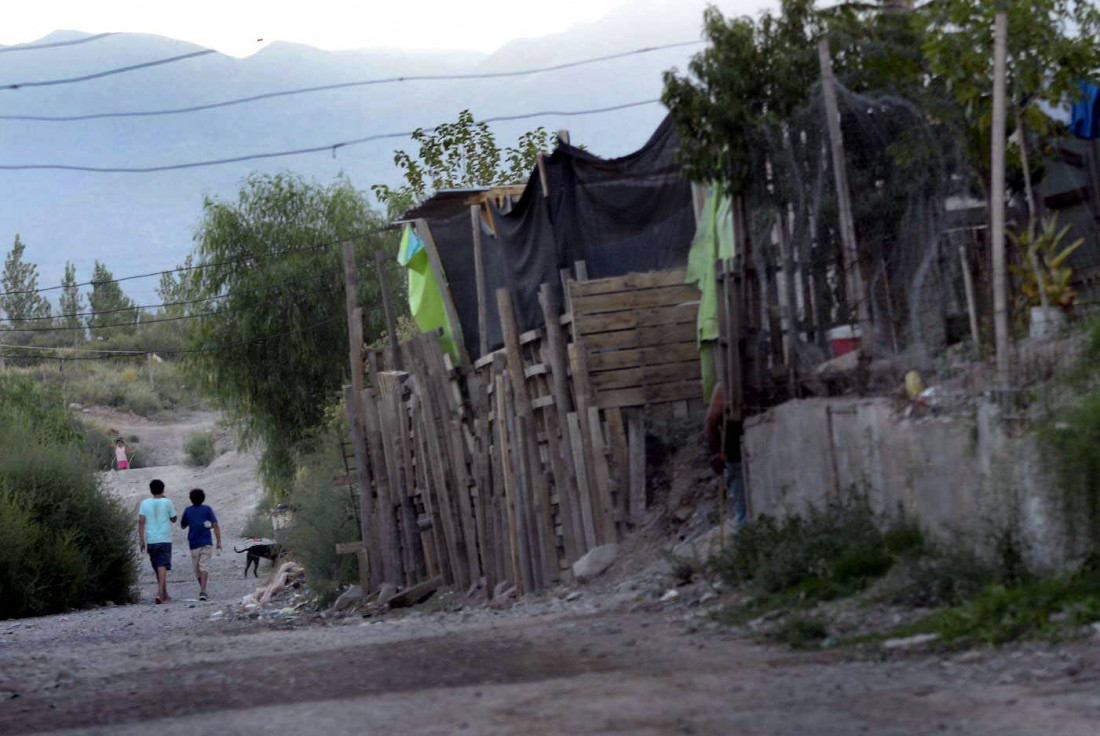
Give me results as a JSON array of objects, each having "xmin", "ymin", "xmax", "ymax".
[
  {"xmin": 1, "ymin": 49, "xmax": 216, "ymax": 91},
  {"xmin": 0, "ymin": 98, "xmax": 662, "ymax": 173},
  {"xmin": 0, "ymin": 40, "xmax": 702, "ymax": 121},
  {"xmin": 0, "ymin": 32, "xmax": 118, "ymax": 54}
]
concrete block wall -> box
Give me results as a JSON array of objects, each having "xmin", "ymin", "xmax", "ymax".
[{"xmin": 742, "ymin": 397, "xmax": 1069, "ymax": 570}]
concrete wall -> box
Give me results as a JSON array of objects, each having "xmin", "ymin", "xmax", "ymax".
[{"xmin": 743, "ymin": 397, "xmax": 1068, "ymax": 569}]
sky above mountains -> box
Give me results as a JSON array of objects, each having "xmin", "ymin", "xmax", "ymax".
[{"xmin": 0, "ymin": 0, "xmax": 775, "ymax": 304}]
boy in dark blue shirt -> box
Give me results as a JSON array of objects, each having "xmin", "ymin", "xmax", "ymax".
[{"xmin": 180, "ymin": 488, "xmax": 221, "ymax": 601}]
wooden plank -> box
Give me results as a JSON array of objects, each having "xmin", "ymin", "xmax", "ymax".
[
  {"xmin": 448, "ymin": 421, "xmax": 483, "ymax": 584},
  {"xmin": 581, "ymin": 321, "xmax": 697, "ymax": 352},
  {"xmin": 415, "ymin": 219, "xmax": 470, "ymax": 367},
  {"xmin": 342, "ymin": 243, "xmax": 366, "ymax": 408},
  {"xmin": 594, "ymin": 379, "xmax": 703, "ymax": 409},
  {"xmin": 571, "ymin": 284, "xmax": 700, "ymax": 315},
  {"xmin": 411, "ymin": 396, "xmax": 442, "ymax": 581},
  {"xmin": 392, "ymin": 390, "xmax": 428, "ymax": 582},
  {"xmin": 376, "ymin": 390, "xmax": 414, "ymax": 586},
  {"xmin": 604, "ymin": 406, "xmax": 630, "ymax": 534},
  {"xmin": 587, "ymin": 342, "xmax": 699, "ymax": 372},
  {"xmin": 569, "ymin": 269, "xmax": 689, "ymax": 298},
  {"xmin": 520, "ymin": 328, "xmax": 542, "ymax": 345},
  {"xmin": 331, "ymin": 473, "xmax": 356, "ymax": 487},
  {"xmin": 524, "ymin": 363, "xmax": 548, "ymax": 378},
  {"xmin": 343, "ymin": 384, "xmax": 383, "ymax": 591},
  {"xmin": 474, "ymin": 347, "xmax": 505, "ymax": 370},
  {"xmin": 470, "ymin": 204, "xmax": 489, "ymax": 359},
  {"xmin": 587, "ymin": 406, "xmax": 617, "ymax": 544},
  {"xmin": 335, "ymin": 541, "xmax": 366, "ymax": 555},
  {"xmin": 531, "ymin": 395, "xmax": 556, "ymax": 410},
  {"xmin": 566, "ymin": 412, "xmax": 599, "ymax": 550},
  {"xmin": 361, "ymin": 389, "xmax": 403, "ymax": 586},
  {"xmin": 574, "ymin": 304, "xmax": 698, "ymax": 336},
  {"xmin": 496, "ymin": 288, "xmax": 532, "ymax": 418},
  {"xmin": 373, "ymin": 248, "xmax": 403, "ymax": 371},
  {"xmin": 589, "ymin": 361, "xmax": 700, "ymax": 391},
  {"xmin": 626, "ymin": 408, "xmax": 646, "ymax": 526},
  {"xmin": 495, "ymin": 368, "xmax": 525, "ymax": 592}
]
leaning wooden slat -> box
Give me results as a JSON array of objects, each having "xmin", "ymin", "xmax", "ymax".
[
  {"xmin": 574, "ymin": 304, "xmax": 698, "ymax": 336},
  {"xmin": 539, "ymin": 282, "xmax": 585, "ymax": 559},
  {"xmin": 377, "ymin": 390, "xmax": 414, "ymax": 586},
  {"xmin": 407, "ymin": 341, "xmax": 466, "ymax": 589},
  {"xmin": 494, "ymin": 367, "xmax": 524, "ymax": 592},
  {"xmin": 604, "ymin": 407, "xmax": 630, "ymax": 536},
  {"xmin": 626, "ymin": 408, "xmax": 647, "ymax": 527},
  {"xmin": 593, "ymin": 379, "xmax": 704, "ymax": 410},
  {"xmin": 587, "ymin": 343, "xmax": 700, "ymax": 372},
  {"xmin": 342, "ymin": 384, "xmax": 384, "ymax": 591},
  {"xmin": 388, "ymin": 390, "xmax": 427, "ymax": 584},
  {"xmin": 571, "ymin": 284, "xmax": 700, "ymax": 315},
  {"xmin": 587, "ymin": 406, "xmax": 618, "ymax": 544},
  {"xmin": 448, "ymin": 420, "xmax": 483, "ymax": 584},
  {"xmin": 411, "ymin": 395, "xmax": 441, "ymax": 580},
  {"xmin": 589, "ymin": 361, "xmax": 701, "ymax": 391},
  {"xmin": 361, "ymin": 389, "xmax": 404, "ymax": 586},
  {"xmin": 566, "ymin": 412, "xmax": 599, "ymax": 550},
  {"xmin": 568, "ymin": 269, "xmax": 690, "ymax": 297}
]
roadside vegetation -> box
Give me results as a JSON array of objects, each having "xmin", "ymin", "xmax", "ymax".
[
  {"xmin": 0, "ymin": 375, "xmax": 136, "ymax": 619},
  {"xmin": 184, "ymin": 430, "xmax": 218, "ymax": 467}
]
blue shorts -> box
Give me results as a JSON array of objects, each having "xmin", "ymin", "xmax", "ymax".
[{"xmin": 147, "ymin": 543, "xmax": 172, "ymax": 572}]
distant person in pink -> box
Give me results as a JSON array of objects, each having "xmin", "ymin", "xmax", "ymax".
[{"xmin": 115, "ymin": 438, "xmax": 132, "ymax": 470}]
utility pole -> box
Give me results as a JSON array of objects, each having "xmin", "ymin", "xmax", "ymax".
[
  {"xmin": 991, "ymin": 12, "xmax": 1010, "ymax": 388},
  {"xmin": 818, "ymin": 39, "xmax": 871, "ymax": 342}
]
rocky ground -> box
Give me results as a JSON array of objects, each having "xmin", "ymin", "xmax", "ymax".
[{"xmin": 1, "ymin": 409, "xmax": 1099, "ymax": 735}]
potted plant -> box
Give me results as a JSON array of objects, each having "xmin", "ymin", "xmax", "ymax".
[{"xmin": 1009, "ymin": 214, "xmax": 1084, "ymax": 338}]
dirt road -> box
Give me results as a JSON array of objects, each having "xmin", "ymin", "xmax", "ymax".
[{"xmin": 1, "ymin": 410, "xmax": 1098, "ymax": 735}]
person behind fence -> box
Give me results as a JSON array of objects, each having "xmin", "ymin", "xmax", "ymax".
[
  {"xmin": 180, "ymin": 488, "xmax": 221, "ymax": 602},
  {"xmin": 138, "ymin": 479, "xmax": 177, "ymax": 604},
  {"xmin": 114, "ymin": 437, "xmax": 132, "ymax": 470},
  {"xmin": 705, "ymin": 381, "xmax": 748, "ymax": 528}
]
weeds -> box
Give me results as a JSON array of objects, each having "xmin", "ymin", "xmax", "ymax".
[
  {"xmin": 184, "ymin": 431, "xmax": 217, "ymax": 467},
  {"xmin": 241, "ymin": 502, "xmax": 275, "ymax": 539},
  {"xmin": 770, "ymin": 615, "xmax": 830, "ymax": 649}
]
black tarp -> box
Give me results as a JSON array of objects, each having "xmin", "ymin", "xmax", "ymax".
[{"xmin": 428, "ymin": 116, "xmax": 695, "ymax": 359}]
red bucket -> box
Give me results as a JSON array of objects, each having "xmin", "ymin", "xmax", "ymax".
[{"xmin": 827, "ymin": 325, "xmax": 861, "ymax": 358}]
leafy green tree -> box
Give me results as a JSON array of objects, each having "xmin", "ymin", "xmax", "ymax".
[
  {"xmin": 184, "ymin": 173, "xmax": 401, "ymax": 494},
  {"xmin": 1, "ymin": 234, "xmax": 51, "ymax": 329},
  {"xmin": 372, "ymin": 110, "xmax": 554, "ymax": 214},
  {"xmin": 58, "ymin": 262, "xmax": 85, "ymax": 341},
  {"xmin": 87, "ymin": 261, "xmax": 137, "ymax": 332},
  {"xmin": 922, "ymin": 0, "xmax": 1100, "ymax": 190},
  {"xmin": 156, "ymin": 255, "xmax": 195, "ymax": 318}
]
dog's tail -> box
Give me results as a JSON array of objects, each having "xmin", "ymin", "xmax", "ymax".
[{"xmin": 233, "ymin": 545, "xmax": 250, "ymax": 554}]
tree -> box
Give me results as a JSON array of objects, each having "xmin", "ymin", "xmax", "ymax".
[
  {"xmin": 1, "ymin": 234, "xmax": 51, "ymax": 330},
  {"xmin": 184, "ymin": 173, "xmax": 401, "ymax": 494},
  {"xmin": 58, "ymin": 262, "xmax": 85, "ymax": 341},
  {"xmin": 87, "ymin": 261, "xmax": 137, "ymax": 332},
  {"xmin": 372, "ymin": 110, "xmax": 554, "ymax": 215},
  {"xmin": 156, "ymin": 255, "xmax": 194, "ymax": 318}
]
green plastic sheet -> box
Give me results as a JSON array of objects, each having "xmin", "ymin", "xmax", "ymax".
[{"xmin": 398, "ymin": 225, "xmax": 457, "ymax": 360}]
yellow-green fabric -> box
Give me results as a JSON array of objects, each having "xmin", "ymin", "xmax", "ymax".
[
  {"xmin": 685, "ymin": 184, "xmax": 736, "ymax": 401},
  {"xmin": 399, "ymin": 225, "xmax": 457, "ymax": 360}
]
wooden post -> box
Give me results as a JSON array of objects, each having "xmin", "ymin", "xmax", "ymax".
[
  {"xmin": 415, "ymin": 219, "xmax": 470, "ymax": 367},
  {"xmin": 818, "ymin": 39, "xmax": 871, "ymax": 340},
  {"xmin": 556, "ymin": 129, "xmax": 571, "ymax": 146},
  {"xmin": 959, "ymin": 244, "xmax": 981, "ymax": 350},
  {"xmin": 991, "ymin": 12, "xmax": 1010, "ymax": 387},
  {"xmin": 626, "ymin": 408, "xmax": 646, "ymax": 526},
  {"xmin": 373, "ymin": 249, "xmax": 403, "ymax": 371},
  {"xmin": 342, "ymin": 242, "xmax": 365, "ymax": 404},
  {"xmin": 537, "ymin": 153, "xmax": 550, "ymax": 197},
  {"xmin": 470, "ymin": 204, "xmax": 489, "ymax": 358},
  {"xmin": 496, "ymin": 289, "xmax": 531, "ymax": 419},
  {"xmin": 343, "ymin": 384, "xmax": 383, "ymax": 590}
]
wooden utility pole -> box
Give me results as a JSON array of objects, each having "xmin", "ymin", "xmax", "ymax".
[
  {"xmin": 991, "ymin": 12, "xmax": 1010, "ymax": 387},
  {"xmin": 470, "ymin": 204, "xmax": 489, "ymax": 358},
  {"xmin": 818, "ymin": 39, "xmax": 871, "ymax": 339},
  {"xmin": 343, "ymin": 242, "xmax": 365, "ymax": 401},
  {"xmin": 372, "ymin": 248, "xmax": 403, "ymax": 370}
]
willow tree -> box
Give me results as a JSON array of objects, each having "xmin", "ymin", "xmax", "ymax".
[{"xmin": 183, "ymin": 173, "xmax": 400, "ymax": 494}]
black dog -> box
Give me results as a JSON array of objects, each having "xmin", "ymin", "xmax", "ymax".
[{"xmin": 234, "ymin": 542, "xmax": 281, "ymax": 578}]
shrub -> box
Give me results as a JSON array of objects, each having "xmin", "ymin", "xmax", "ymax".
[
  {"xmin": 285, "ymin": 485, "xmax": 360, "ymax": 598},
  {"xmin": 0, "ymin": 376, "xmax": 136, "ymax": 618},
  {"xmin": 81, "ymin": 422, "xmax": 146, "ymax": 471},
  {"xmin": 709, "ymin": 496, "xmax": 923, "ymax": 609},
  {"xmin": 770, "ymin": 615, "xmax": 829, "ymax": 649},
  {"xmin": 241, "ymin": 502, "xmax": 275, "ymax": 539},
  {"xmin": 184, "ymin": 431, "xmax": 217, "ymax": 467}
]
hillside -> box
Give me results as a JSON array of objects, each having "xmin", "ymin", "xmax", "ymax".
[{"xmin": 0, "ymin": 0, "xmax": 770, "ymax": 304}]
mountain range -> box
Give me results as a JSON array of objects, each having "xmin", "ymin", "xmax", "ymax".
[{"xmin": 0, "ymin": 0, "xmax": 769, "ymax": 303}]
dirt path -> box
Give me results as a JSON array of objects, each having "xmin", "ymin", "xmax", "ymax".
[{"xmin": 1, "ymin": 410, "xmax": 1099, "ymax": 734}]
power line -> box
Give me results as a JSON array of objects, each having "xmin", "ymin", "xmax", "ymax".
[
  {"xmin": 0, "ymin": 40, "xmax": 703, "ymax": 122},
  {"xmin": 0, "ymin": 32, "xmax": 118, "ymax": 54},
  {"xmin": 1, "ymin": 314, "xmax": 347, "ymax": 361},
  {"xmin": 1, "ymin": 49, "xmax": 216, "ymax": 91},
  {"xmin": 0, "ymin": 225, "xmax": 393, "ymax": 297},
  {"xmin": 0, "ymin": 99, "xmax": 663, "ymax": 173}
]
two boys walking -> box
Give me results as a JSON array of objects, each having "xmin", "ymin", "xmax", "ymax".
[{"xmin": 137, "ymin": 480, "xmax": 222, "ymax": 603}]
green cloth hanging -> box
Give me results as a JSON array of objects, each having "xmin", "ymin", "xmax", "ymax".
[
  {"xmin": 398, "ymin": 225, "xmax": 457, "ymax": 360},
  {"xmin": 684, "ymin": 184, "xmax": 736, "ymax": 401}
]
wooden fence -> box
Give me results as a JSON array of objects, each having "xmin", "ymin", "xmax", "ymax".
[{"xmin": 341, "ymin": 267, "xmax": 703, "ymax": 596}]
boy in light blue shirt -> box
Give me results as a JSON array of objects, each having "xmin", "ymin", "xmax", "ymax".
[{"xmin": 138, "ymin": 479, "xmax": 177, "ymax": 604}]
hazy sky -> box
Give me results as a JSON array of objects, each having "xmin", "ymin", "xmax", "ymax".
[{"xmin": 2, "ymin": 0, "xmax": 651, "ymax": 57}]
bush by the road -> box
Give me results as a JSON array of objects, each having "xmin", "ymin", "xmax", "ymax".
[
  {"xmin": 184, "ymin": 431, "xmax": 217, "ymax": 467},
  {"xmin": 0, "ymin": 375, "xmax": 136, "ymax": 619}
]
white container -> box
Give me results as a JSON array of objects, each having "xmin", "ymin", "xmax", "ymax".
[{"xmin": 1029, "ymin": 306, "xmax": 1067, "ymax": 339}]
